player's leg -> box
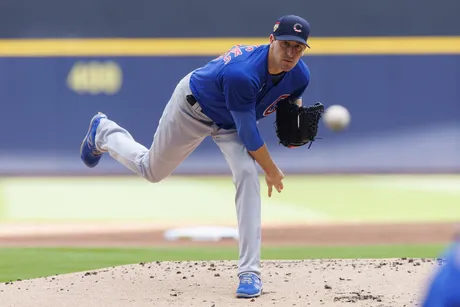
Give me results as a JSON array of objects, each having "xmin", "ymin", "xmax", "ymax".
[
  {"xmin": 81, "ymin": 72, "xmax": 215, "ymax": 182},
  {"xmin": 212, "ymin": 129, "xmax": 262, "ymax": 298}
]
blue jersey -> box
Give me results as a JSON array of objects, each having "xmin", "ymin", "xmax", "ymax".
[
  {"xmin": 422, "ymin": 242, "xmax": 460, "ymax": 307},
  {"xmin": 189, "ymin": 44, "xmax": 310, "ymax": 151}
]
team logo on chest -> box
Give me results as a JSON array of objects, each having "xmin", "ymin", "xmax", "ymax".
[{"xmin": 263, "ymin": 94, "xmax": 291, "ymax": 116}]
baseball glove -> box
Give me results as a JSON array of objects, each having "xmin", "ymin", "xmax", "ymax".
[{"xmin": 275, "ymin": 99, "xmax": 324, "ymax": 148}]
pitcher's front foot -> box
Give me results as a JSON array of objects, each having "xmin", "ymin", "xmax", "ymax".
[{"xmin": 236, "ymin": 272, "xmax": 263, "ymax": 298}]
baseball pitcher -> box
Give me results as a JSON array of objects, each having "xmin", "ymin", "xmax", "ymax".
[{"xmin": 80, "ymin": 14, "xmax": 323, "ymax": 298}]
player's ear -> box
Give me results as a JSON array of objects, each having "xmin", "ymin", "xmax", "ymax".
[{"xmin": 269, "ymin": 34, "xmax": 275, "ymax": 44}]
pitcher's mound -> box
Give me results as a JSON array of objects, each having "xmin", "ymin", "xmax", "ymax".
[{"xmin": 0, "ymin": 258, "xmax": 441, "ymax": 307}]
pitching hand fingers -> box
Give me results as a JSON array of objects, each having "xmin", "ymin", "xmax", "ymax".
[{"xmin": 275, "ymin": 182, "xmax": 283, "ymax": 193}]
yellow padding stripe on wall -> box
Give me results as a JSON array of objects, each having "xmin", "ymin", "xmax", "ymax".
[{"xmin": 1, "ymin": 36, "xmax": 460, "ymax": 56}]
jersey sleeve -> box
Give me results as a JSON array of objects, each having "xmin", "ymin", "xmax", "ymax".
[
  {"xmin": 291, "ymin": 81, "xmax": 309, "ymax": 101},
  {"xmin": 229, "ymin": 109, "xmax": 264, "ymax": 151},
  {"xmin": 222, "ymin": 67, "xmax": 264, "ymax": 151},
  {"xmin": 222, "ymin": 68, "xmax": 259, "ymax": 112},
  {"xmin": 291, "ymin": 63, "xmax": 311, "ymax": 100}
]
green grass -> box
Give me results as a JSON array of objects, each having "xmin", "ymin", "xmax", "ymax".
[
  {"xmin": 0, "ymin": 182, "xmax": 5, "ymax": 219},
  {"xmin": 0, "ymin": 244, "xmax": 448, "ymax": 282},
  {"xmin": 0, "ymin": 176, "xmax": 456, "ymax": 283},
  {"xmin": 278, "ymin": 175, "xmax": 460, "ymax": 222},
  {"xmin": 1, "ymin": 175, "xmax": 460, "ymax": 223}
]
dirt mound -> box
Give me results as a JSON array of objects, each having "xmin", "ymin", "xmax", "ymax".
[{"xmin": 0, "ymin": 258, "xmax": 442, "ymax": 307}]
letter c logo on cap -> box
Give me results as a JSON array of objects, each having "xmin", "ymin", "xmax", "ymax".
[{"xmin": 293, "ymin": 23, "xmax": 302, "ymax": 33}]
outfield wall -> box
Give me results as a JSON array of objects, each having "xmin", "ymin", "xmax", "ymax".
[
  {"xmin": 0, "ymin": 53, "xmax": 458, "ymax": 175},
  {"xmin": 0, "ymin": 0, "xmax": 459, "ymax": 175}
]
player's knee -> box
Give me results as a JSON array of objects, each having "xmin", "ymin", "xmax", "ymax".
[
  {"xmin": 143, "ymin": 171, "xmax": 167, "ymax": 183},
  {"xmin": 140, "ymin": 164, "xmax": 166, "ymax": 183},
  {"xmin": 144, "ymin": 175, "xmax": 162, "ymax": 183}
]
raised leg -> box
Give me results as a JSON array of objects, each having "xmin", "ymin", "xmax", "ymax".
[{"xmin": 86, "ymin": 73, "xmax": 215, "ymax": 182}]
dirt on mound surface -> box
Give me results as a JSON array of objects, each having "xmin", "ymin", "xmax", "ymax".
[{"xmin": 0, "ymin": 258, "xmax": 442, "ymax": 307}]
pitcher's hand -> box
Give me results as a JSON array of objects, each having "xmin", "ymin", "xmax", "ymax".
[{"xmin": 265, "ymin": 167, "xmax": 284, "ymax": 197}]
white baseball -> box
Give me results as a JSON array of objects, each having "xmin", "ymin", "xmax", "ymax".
[{"xmin": 323, "ymin": 104, "xmax": 351, "ymax": 131}]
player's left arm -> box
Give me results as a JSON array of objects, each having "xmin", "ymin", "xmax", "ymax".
[
  {"xmin": 291, "ymin": 65, "xmax": 310, "ymax": 107},
  {"xmin": 274, "ymin": 75, "xmax": 324, "ymax": 148}
]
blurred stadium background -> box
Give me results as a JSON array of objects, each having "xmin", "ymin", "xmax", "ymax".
[
  {"xmin": 0, "ymin": 0, "xmax": 459, "ymax": 279},
  {"xmin": 0, "ymin": 0, "xmax": 459, "ymax": 175}
]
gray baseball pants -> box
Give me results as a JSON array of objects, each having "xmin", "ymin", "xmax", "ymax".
[{"xmin": 95, "ymin": 72, "xmax": 262, "ymax": 276}]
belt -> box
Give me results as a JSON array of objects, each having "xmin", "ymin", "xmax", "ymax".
[{"xmin": 186, "ymin": 94, "xmax": 203, "ymax": 113}]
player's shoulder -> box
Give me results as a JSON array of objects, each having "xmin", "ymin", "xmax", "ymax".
[
  {"xmin": 223, "ymin": 62, "xmax": 257, "ymax": 80},
  {"xmin": 294, "ymin": 59, "xmax": 311, "ymax": 80},
  {"xmin": 285, "ymin": 59, "xmax": 310, "ymax": 88},
  {"xmin": 222, "ymin": 66, "xmax": 262, "ymax": 92},
  {"xmin": 221, "ymin": 48, "xmax": 266, "ymax": 88}
]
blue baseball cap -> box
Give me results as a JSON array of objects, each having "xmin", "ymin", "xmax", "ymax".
[{"xmin": 272, "ymin": 15, "xmax": 311, "ymax": 48}]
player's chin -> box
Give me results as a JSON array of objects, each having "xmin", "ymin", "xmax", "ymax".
[{"xmin": 281, "ymin": 60, "xmax": 296, "ymax": 71}]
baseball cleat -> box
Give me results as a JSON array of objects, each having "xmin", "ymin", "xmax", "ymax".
[
  {"xmin": 80, "ymin": 112, "xmax": 107, "ymax": 168},
  {"xmin": 236, "ymin": 272, "xmax": 263, "ymax": 298}
]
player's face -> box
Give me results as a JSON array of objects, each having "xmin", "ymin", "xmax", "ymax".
[{"xmin": 270, "ymin": 36, "xmax": 307, "ymax": 72}]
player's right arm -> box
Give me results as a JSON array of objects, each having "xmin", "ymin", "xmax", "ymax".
[
  {"xmin": 248, "ymin": 144, "xmax": 285, "ymax": 197},
  {"xmin": 222, "ymin": 69, "xmax": 284, "ymax": 197}
]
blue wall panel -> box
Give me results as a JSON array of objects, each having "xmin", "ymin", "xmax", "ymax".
[{"xmin": 0, "ymin": 55, "xmax": 458, "ymax": 174}]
